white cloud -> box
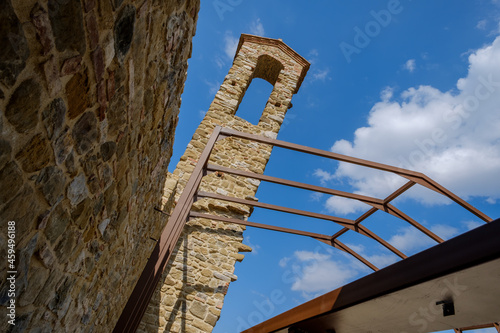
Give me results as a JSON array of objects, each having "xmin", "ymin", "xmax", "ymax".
[
  {"xmin": 313, "ymin": 168, "xmax": 335, "ymax": 185},
  {"xmin": 404, "ymin": 59, "xmax": 416, "ymax": 72},
  {"xmin": 287, "ymin": 250, "xmax": 357, "ymax": 296},
  {"xmin": 344, "ymin": 243, "xmax": 398, "ymax": 268},
  {"xmin": 310, "ymin": 68, "xmax": 331, "ymax": 82},
  {"xmin": 249, "ymin": 18, "xmax": 265, "ymax": 36},
  {"xmin": 463, "ymin": 220, "xmax": 483, "ymax": 230},
  {"xmin": 380, "ymin": 86, "xmax": 394, "ymax": 101},
  {"xmin": 477, "ymin": 19, "xmax": 488, "ymax": 30},
  {"xmin": 283, "ymin": 245, "xmax": 398, "ymax": 299},
  {"xmin": 388, "ymin": 224, "xmax": 459, "ymax": 253},
  {"xmin": 309, "ymin": 49, "xmax": 319, "ymax": 57},
  {"xmin": 204, "ymin": 80, "xmax": 221, "ymax": 96},
  {"xmin": 309, "ymin": 192, "xmax": 323, "ymax": 202},
  {"xmin": 244, "ymin": 236, "xmax": 261, "ymax": 255},
  {"xmin": 279, "ymin": 257, "xmax": 290, "ymax": 268},
  {"xmin": 321, "ymin": 36, "xmax": 500, "ymax": 215},
  {"xmin": 223, "ymin": 31, "xmax": 239, "ymax": 59},
  {"xmin": 325, "ymin": 196, "xmax": 371, "ymax": 215}
]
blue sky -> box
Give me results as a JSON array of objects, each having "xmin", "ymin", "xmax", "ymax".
[{"xmin": 169, "ymin": 1, "xmax": 500, "ymax": 332}]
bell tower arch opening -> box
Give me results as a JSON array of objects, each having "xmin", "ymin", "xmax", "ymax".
[{"xmin": 235, "ymin": 54, "xmax": 285, "ymax": 125}]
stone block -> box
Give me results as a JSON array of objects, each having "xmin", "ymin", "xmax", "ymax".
[
  {"xmin": 72, "ymin": 112, "xmax": 98, "ymax": 155},
  {"xmin": 66, "ymin": 71, "xmax": 92, "ymax": 120},
  {"xmin": 0, "ymin": 0, "xmax": 30, "ymax": 86},
  {"xmin": 67, "ymin": 173, "xmax": 89, "ymax": 206},
  {"xmin": 60, "ymin": 56, "xmax": 82, "ymax": 76},
  {"xmin": 16, "ymin": 133, "xmax": 53, "ymax": 173},
  {"xmin": 114, "ymin": 5, "xmax": 136, "ymax": 60},
  {"xmin": 42, "ymin": 98, "xmax": 66, "ymax": 140},
  {"xmin": 45, "ymin": 202, "xmax": 70, "ymax": 244},
  {"xmin": 36, "ymin": 166, "xmax": 66, "ymax": 206},
  {"xmin": 0, "ymin": 161, "xmax": 23, "ymax": 205},
  {"xmin": 5, "ymin": 78, "xmax": 41, "ymax": 133},
  {"xmin": 48, "ymin": 0, "xmax": 86, "ymax": 54}
]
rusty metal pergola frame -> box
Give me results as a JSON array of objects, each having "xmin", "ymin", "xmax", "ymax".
[
  {"xmin": 114, "ymin": 126, "xmax": 492, "ymax": 332},
  {"xmin": 455, "ymin": 323, "xmax": 500, "ymax": 332}
]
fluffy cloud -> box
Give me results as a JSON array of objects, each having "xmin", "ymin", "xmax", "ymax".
[
  {"xmin": 404, "ymin": 58, "xmax": 416, "ymax": 72},
  {"xmin": 249, "ymin": 18, "xmax": 265, "ymax": 36},
  {"xmin": 282, "ymin": 246, "xmax": 398, "ymax": 298},
  {"xmin": 388, "ymin": 224, "xmax": 459, "ymax": 254},
  {"xmin": 283, "ymin": 250, "xmax": 358, "ymax": 297},
  {"xmin": 223, "ymin": 31, "xmax": 239, "ymax": 59},
  {"xmin": 317, "ymin": 36, "xmax": 500, "ymax": 215}
]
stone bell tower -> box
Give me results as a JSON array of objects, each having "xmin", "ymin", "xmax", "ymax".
[{"xmin": 138, "ymin": 34, "xmax": 309, "ymax": 332}]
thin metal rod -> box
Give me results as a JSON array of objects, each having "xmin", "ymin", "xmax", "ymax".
[
  {"xmin": 197, "ymin": 191, "xmax": 406, "ymax": 259},
  {"xmin": 189, "ymin": 212, "xmax": 378, "ymax": 272},
  {"xmin": 222, "ymin": 126, "xmax": 492, "ymax": 223},
  {"xmin": 206, "ymin": 164, "xmax": 384, "ymax": 207},
  {"xmin": 456, "ymin": 323, "xmax": 500, "ymax": 332},
  {"xmin": 356, "ymin": 224, "xmax": 407, "ymax": 259},
  {"xmin": 386, "ymin": 203, "xmax": 443, "ymax": 243},
  {"xmin": 333, "ymin": 239, "xmax": 378, "ymax": 271},
  {"xmin": 219, "ymin": 127, "xmax": 423, "ymax": 178},
  {"xmin": 404, "ymin": 175, "xmax": 492, "ymax": 223},
  {"xmin": 196, "ymin": 191, "xmax": 356, "ymax": 228},
  {"xmin": 189, "ymin": 212, "xmax": 332, "ymax": 241}
]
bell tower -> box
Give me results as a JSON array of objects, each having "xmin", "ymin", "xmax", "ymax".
[{"xmin": 138, "ymin": 34, "xmax": 309, "ymax": 332}]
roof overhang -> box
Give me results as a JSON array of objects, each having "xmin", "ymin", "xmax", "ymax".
[{"xmin": 244, "ymin": 218, "xmax": 500, "ymax": 333}]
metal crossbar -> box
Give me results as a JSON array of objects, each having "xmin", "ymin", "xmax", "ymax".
[{"xmin": 113, "ymin": 126, "xmax": 492, "ymax": 332}]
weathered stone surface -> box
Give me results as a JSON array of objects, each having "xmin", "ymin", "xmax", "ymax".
[
  {"xmin": 43, "ymin": 55, "xmax": 62, "ymax": 97},
  {"xmin": 0, "ymin": 185, "xmax": 39, "ymax": 241},
  {"xmin": 0, "ymin": 0, "xmax": 200, "ymax": 331},
  {"xmin": 18, "ymin": 263, "xmax": 49, "ymax": 306},
  {"xmin": 48, "ymin": 276, "xmax": 75, "ymax": 318},
  {"xmin": 189, "ymin": 300, "xmax": 207, "ymax": 319},
  {"xmin": 31, "ymin": 3, "xmax": 55, "ymax": 55},
  {"xmin": 0, "ymin": 161, "xmax": 23, "ymax": 205},
  {"xmin": 15, "ymin": 133, "xmax": 53, "ymax": 173},
  {"xmin": 53, "ymin": 127, "xmax": 73, "ymax": 165},
  {"xmin": 66, "ymin": 70, "xmax": 91, "ymax": 120},
  {"xmin": 100, "ymin": 141, "xmax": 116, "ymax": 162},
  {"xmin": 60, "ymin": 55, "xmax": 82, "ymax": 76},
  {"xmin": 5, "ymin": 79, "xmax": 42, "ymax": 133},
  {"xmin": 48, "ymin": 0, "xmax": 86, "ymax": 54},
  {"xmin": 38, "ymin": 243, "xmax": 56, "ymax": 268},
  {"xmin": 42, "ymin": 98, "xmax": 66, "ymax": 140},
  {"xmin": 0, "ymin": 139, "xmax": 11, "ymax": 170},
  {"xmin": 107, "ymin": 92, "xmax": 127, "ymax": 135},
  {"xmin": 55, "ymin": 228, "xmax": 78, "ymax": 264},
  {"xmin": 17, "ymin": 233, "xmax": 39, "ymax": 298},
  {"xmin": 45, "ymin": 202, "xmax": 70, "ymax": 244},
  {"xmin": 114, "ymin": 5, "xmax": 136, "ymax": 60},
  {"xmin": 0, "ymin": 0, "xmax": 30, "ymax": 86},
  {"xmin": 71, "ymin": 198, "xmax": 92, "ymax": 229},
  {"xmin": 36, "ymin": 166, "xmax": 66, "ymax": 206},
  {"xmin": 67, "ymin": 173, "xmax": 89, "ymax": 206},
  {"xmin": 72, "ymin": 111, "xmax": 98, "ymax": 155}
]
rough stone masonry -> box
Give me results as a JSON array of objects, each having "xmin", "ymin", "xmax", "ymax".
[
  {"xmin": 0, "ymin": 0, "xmax": 199, "ymax": 331},
  {"xmin": 137, "ymin": 35, "xmax": 309, "ymax": 333}
]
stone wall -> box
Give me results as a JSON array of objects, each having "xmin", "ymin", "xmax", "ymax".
[
  {"xmin": 139, "ymin": 35, "xmax": 309, "ymax": 333},
  {"xmin": 0, "ymin": 0, "xmax": 199, "ymax": 332}
]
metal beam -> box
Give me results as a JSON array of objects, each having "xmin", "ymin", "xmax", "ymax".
[
  {"xmin": 189, "ymin": 212, "xmax": 379, "ymax": 272},
  {"xmin": 219, "ymin": 127, "xmax": 424, "ymax": 178},
  {"xmin": 206, "ymin": 164, "xmax": 384, "ymax": 207},
  {"xmin": 189, "ymin": 211, "xmax": 332, "ymax": 241},
  {"xmin": 196, "ymin": 191, "xmax": 356, "ymax": 228}
]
